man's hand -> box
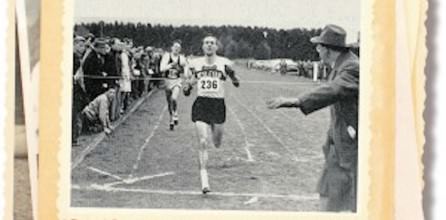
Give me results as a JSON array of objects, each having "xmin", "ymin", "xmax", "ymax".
[
  {"xmin": 104, "ymin": 127, "xmax": 112, "ymax": 136},
  {"xmin": 266, "ymin": 97, "xmax": 300, "ymax": 109}
]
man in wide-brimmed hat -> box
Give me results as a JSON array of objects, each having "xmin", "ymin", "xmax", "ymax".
[
  {"xmin": 83, "ymin": 38, "xmax": 112, "ymax": 100},
  {"xmin": 267, "ymin": 24, "xmax": 359, "ymax": 212}
]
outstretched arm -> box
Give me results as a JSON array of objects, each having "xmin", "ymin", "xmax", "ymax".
[{"xmin": 266, "ymin": 97, "xmax": 301, "ymax": 109}]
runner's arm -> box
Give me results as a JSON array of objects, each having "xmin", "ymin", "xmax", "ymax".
[
  {"xmin": 160, "ymin": 53, "xmax": 172, "ymax": 72},
  {"xmin": 224, "ymin": 65, "xmax": 240, "ymax": 87},
  {"xmin": 182, "ymin": 64, "xmax": 196, "ymax": 96},
  {"xmin": 184, "ymin": 62, "xmax": 197, "ymax": 86}
]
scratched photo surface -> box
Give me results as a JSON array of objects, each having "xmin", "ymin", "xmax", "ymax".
[{"xmin": 70, "ymin": 0, "xmax": 360, "ymax": 212}]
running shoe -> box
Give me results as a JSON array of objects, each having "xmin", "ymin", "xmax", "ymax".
[
  {"xmin": 202, "ymin": 187, "xmax": 211, "ymax": 194},
  {"xmin": 173, "ymin": 113, "xmax": 179, "ymax": 125},
  {"xmin": 200, "ymin": 169, "xmax": 210, "ymax": 194},
  {"xmin": 169, "ymin": 118, "xmax": 175, "ymax": 131}
]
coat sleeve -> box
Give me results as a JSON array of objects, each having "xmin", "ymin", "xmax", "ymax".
[
  {"xmin": 82, "ymin": 53, "xmax": 94, "ymax": 75},
  {"xmin": 298, "ymin": 62, "xmax": 359, "ymax": 115}
]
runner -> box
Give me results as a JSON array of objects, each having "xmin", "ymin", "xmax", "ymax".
[
  {"xmin": 160, "ymin": 40, "xmax": 187, "ymax": 130},
  {"xmin": 183, "ymin": 35, "xmax": 240, "ymax": 194}
]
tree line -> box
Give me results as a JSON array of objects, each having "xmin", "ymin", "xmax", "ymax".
[{"xmin": 74, "ymin": 21, "xmax": 323, "ymax": 61}]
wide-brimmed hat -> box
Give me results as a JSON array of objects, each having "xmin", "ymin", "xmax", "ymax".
[
  {"xmin": 310, "ymin": 24, "xmax": 348, "ymax": 48},
  {"xmin": 93, "ymin": 38, "xmax": 107, "ymax": 48}
]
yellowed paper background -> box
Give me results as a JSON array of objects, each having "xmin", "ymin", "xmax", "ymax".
[
  {"xmin": 3, "ymin": 0, "xmax": 16, "ymax": 219},
  {"xmin": 394, "ymin": 0, "xmax": 427, "ymax": 219},
  {"xmin": 38, "ymin": 0, "xmax": 426, "ymax": 219}
]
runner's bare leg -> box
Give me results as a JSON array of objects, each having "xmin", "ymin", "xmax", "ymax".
[
  {"xmin": 165, "ymin": 89, "xmax": 174, "ymax": 129},
  {"xmin": 195, "ymin": 121, "xmax": 211, "ymax": 193},
  {"xmin": 165, "ymin": 89, "xmax": 173, "ymax": 115},
  {"xmin": 171, "ymin": 86, "xmax": 180, "ymax": 124},
  {"xmin": 211, "ymin": 123, "xmax": 224, "ymax": 148}
]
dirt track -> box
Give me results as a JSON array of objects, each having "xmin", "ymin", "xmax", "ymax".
[{"xmin": 71, "ymin": 65, "xmax": 329, "ymax": 211}]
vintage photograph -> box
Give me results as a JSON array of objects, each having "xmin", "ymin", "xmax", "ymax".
[{"xmin": 70, "ymin": 0, "xmax": 360, "ymax": 212}]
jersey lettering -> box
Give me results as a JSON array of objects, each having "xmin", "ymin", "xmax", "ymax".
[{"xmin": 191, "ymin": 57, "xmax": 232, "ymax": 98}]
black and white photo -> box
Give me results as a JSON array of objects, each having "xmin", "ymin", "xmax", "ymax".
[{"xmin": 70, "ymin": 0, "xmax": 360, "ymax": 212}]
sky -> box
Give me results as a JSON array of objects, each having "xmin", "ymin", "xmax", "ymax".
[{"xmin": 75, "ymin": 0, "xmax": 360, "ymax": 42}]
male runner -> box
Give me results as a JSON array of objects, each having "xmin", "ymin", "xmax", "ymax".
[
  {"xmin": 160, "ymin": 40, "xmax": 187, "ymax": 130},
  {"xmin": 183, "ymin": 35, "xmax": 240, "ymax": 194}
]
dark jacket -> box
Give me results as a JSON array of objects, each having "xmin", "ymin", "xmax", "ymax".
[
  {"xmin": 73, "ymin": 52, "xmax": 83, "ymax": 75},
  {"xmin": 73, "ymin": 52, "xmax": 89, "ymax": 112},
  {"xmin": 83, "ymin": 50, "xmax": 107, "ymax": 99},
  {"xmin": 298, "ymin": 51, "xmax": 359, "ymax": 169}
]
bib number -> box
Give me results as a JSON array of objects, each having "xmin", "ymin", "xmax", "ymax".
[
  {"xmin": 167, "ymin": 69, "xmax": 179, "ymax": 78},
  {"xmin": 199, "ymin": 77, "xmax": 219, "ymax": 92}
]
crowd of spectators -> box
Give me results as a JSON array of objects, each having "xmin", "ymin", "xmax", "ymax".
[{"xmin": 71, "ymin": 34, "xmax": 164, "ymax": 145}]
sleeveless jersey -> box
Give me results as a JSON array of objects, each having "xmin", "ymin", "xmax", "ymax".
[
  {"xmin": 165, "ymin": 54, "xmax": 184, "ymax": 79},
  {"xmin": 189, "ymin": 56, "xmax": 233, "ymax": 98}
]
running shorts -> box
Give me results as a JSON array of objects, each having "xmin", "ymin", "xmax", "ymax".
[{"xmin": 191, "ymin": 96, "xmax": 226, "ymax": 124}]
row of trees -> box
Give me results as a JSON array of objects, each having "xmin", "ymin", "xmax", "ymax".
[{"xmin": 74, "ymin": 21, "xmax": 323, "ymax": 61}]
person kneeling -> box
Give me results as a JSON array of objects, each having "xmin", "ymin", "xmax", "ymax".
[{"xmin": 80, "ymin": 87, "xmax": 117, "ymax": 136}]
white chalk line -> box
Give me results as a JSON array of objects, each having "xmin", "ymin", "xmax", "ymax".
[
  {"xmin": 240, "ymin": 80, "xmax": 319, "ymax": 86},
  {"xmin": 72, "ymin": 185, "xmax": 319, "ymax": 201},
  {"xmin": 243, "ymin": 196, "xmax": 259, "ymax": 205},
  {"xmin": 87, "ymin": 166, "xmax": 124, "ymax": 181},
  {"xmin": 72, "ymin": 90, "xmax": 155, "ymax": 170},
  {"xmin": 102, "ymin": 171, "xmax": 175, "ymax": 188},
  {"xmin": 227, "ymin": 106, "xmax": 254, "ymax": 162},
  {"xmin": 128, "ymin": 105, "xmax": 168, "ymax": 178},
  {"xmin": 230, "ymin": 93, "xmax": 299, "ymax": 162}
]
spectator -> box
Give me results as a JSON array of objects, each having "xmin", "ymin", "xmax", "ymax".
[
  {"xmin": 83, "ymin": 38, "xmax": 111, "ymax": 100},
  {"xmin": 81, "ymin": 87, "xmax": 117, "ymax": 135},
  {"xmin": 267, "ymin": 25, "xmax": 359, "ymax": 212},
  {"xmin": 72, "ymin": 36, "xmax": 89, "ymax": 146},
  {"xmin": 151, "ymin": 48, "xmax": 163, "ymax": 88},
  {"xmin": 145, "ymin": 46, "xmax": 156, "ymax": 92},
  {"xmin": 119, "ymin": 39, "xmax": 133, "ymax": 112},
  {"xmin": 304, "ymin": 60, "xmax": 313, "ymax": 78},
  {"xmin": 279, "ymin": 59, "xmax": 287, "ymax": 75},
  {"xmin": 134, "ymin": 53, "xmax": 150, "ymax": 97},
  {"xmin": 132, "ymin": 46, "xmax": 145, "ymax": 98},
  {"xmin": 105, "ymin": 38, "xmax": 124, "ymax": 121}
]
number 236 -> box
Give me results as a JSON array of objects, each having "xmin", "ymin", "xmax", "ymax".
[{"xmin": 200, "ymin": 80, "xmax": 218, "ymax": 89}]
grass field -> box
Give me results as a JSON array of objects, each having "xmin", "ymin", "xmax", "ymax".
[{"xmin": 71, "ymin": 65, "xmax": 330, "ymax": 211}]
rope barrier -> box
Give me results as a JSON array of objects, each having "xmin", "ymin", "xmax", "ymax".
[{"xmin": 79, "ymin": 75, "xmax": 323, "ymax": 85}]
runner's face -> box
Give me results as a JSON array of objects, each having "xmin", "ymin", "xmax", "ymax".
[
  {"xmin": 202, "ymin": 37, "xmax": 218, "ymax": 56},
  {"xmin": 171, "ymin": 43, "xmax": 181, "ymax": 54}
]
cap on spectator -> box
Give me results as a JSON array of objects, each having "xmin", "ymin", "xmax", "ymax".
[
  {"xmin": 94, "ymin": 38, "xmax": 107, "ymax": 48},
  {"xmin": 74, "ymin": 36, "xmax": 86, "ymax": 43},
  {"xmin": 310, "ymin": 24, "xmax": 347, "ymax": 48},
  {"xmin": 86, "ymin": 33, "xmax": 95, "ymax": 40},
  {"xmin": 145, "ymin": 46, "xmax": 154, "ymax": 52}
]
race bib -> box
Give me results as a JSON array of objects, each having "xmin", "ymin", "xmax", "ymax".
[
  {"xmin": 167, "ymin": 69, "xmax": 179, "ymax": 78},
  {"xmin": 198, "ymin": 76, "xmax": 220, "ymax": 92}
]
